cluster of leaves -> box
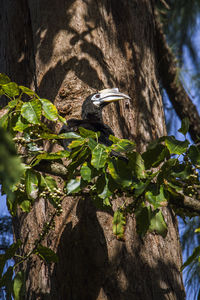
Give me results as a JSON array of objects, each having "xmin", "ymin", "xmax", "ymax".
[
  {"xmin": 0, "ymin": 74, "xmax": 63, "ymax": 298},
  {"xmin": 0, "ymin": 128, "xmax": 24, "ymax": 202},
  {"xmin": 1, "ymin": 73, "xmax": 200, "ymax": 297}
]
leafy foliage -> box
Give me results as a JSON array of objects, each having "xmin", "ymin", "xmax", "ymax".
[
  {"xmin": 1, "ymin": 73, "xmax": 200, "ymax": 297},
  {"xmin": 0, "ymin": 128, "xmax": 24, "ymax": 202}
]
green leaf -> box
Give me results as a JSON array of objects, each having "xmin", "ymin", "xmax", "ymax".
[
  {"xmin": 178, "ymin": 117, "xmax": 190, "ymax": 135},
  {"xmin": 128, "ymin": 151, "xmax": 145, "ymax": 179},
  {"xmin": 79, "ymin": 127, "xmax": 99, "ymax": 139},
  {"xmin": 181, "ymin": 246, "xmax": 200, "ymax": 271},
  {"xmin": 0, "ymin": 129, "xmax": 25, "ymax": 204},
  {"xmin": 13, "ymin": 271, "xmax": 25, "ymax": 300},
  {"xmin": 149, "ymin": 210, "xmax": 167, "ymax": 238},
  {"xmin": 188, "ymin": 145, "xmax": 200, "ymax": 166},
  {"xmin": 0, "ymin": 111, "xmax": 9, "ymax": 129},
  {"xmin": 58, "ymin": 132, "xmax": 81, "ymax": 140},
  {"xmin": 165, "ymin": 185, "xmax": 184, "ymax": 203},
  {"xmin": 96, "ymin": 174, "xmax": 112, "ymax": 205},
  {"xmin": 36, "ymin": 244, "xmax": 58, "ymax": 263},
  {"xmin": 68, "ymin": 147, "xmax": 89, "ymax": 175},
  {"xmin": 91, "ymin": 144, "xmax": 108, "ymax": 169},
  {"xmin": 142, "ymin": 144, "xmax": 170, "ymax": 169},
  {"xmin": 106, "ymin": 173, "xmax": 120, "ymax": 192},
  {"xmin": 158, "ymin": 159, "xmax": 178, "ymax": 183},
  {"xmin": 66, "ymin": 178, "xmax": 81, "ymax": 194},
  {"xmin": 161, "ymin": 158, "xmax": 178, "ymax": 172},
  {"xmin": 145, "ymin": 185, "xmax": 167, "ymax": 209},
  {"xmin": 133, "ymin": 179, "xmax": 151, "ymax": 197},
  {"xmin": 167, "ymin": 180, "xmax": 182, "ymax": 192},
  {"xmin": 19, "ymin": 85, "xmax": 36, "ymax": 96},
  {"xmin": 109, "ymin": 135, "xmax": 120, "ymax": 143},
  {"xmin": 35, "ymin": 151, "xmax": 70, "ymax": 165},
  {"xmin": 113, "ymin": 210, "xmax": 126, "ymax": 239},
  {"xmin": 99, "ymin": 183, "xmax": 112, "ymax": 203},
  {"xmin": 20, "ymin": 200, "xmax": 31, "ymax": 212},
  {"xmin": 13, "ymin": 115, "xmax": 29, "ymax": 132},
  {"xmin": 80, "ymin": 164, "xmax": 92, "ymax": 182},
  {"xmin": 21, "ymin": 100, "xmax": 42, "ymax": 124},
  {"xmin": 68, "ymin": 138, "xmax": 86, "ymax": 149},
  {"xmin": 111, "ymin": 139, "xmax": 135, "ymax": 153},
  {"xmin": 39, "ymin": 98, "xmax": 58, "ymax": 121},
  {"xmin": 58, "ymin": 115, "xmax": 67, "ymax": 124},
  {"xmin": 40, "ymin": 133, "xmax": 59, "ymax": 140},
  {"xmin": 40, "ymin": 175, "xmax": 57, "ymax": 192},
  {"xmin": 164, "ymin": 136, "xmax": 189, "ymax": 155},
  {"xmin": 88, "ymin": 137, "xmax": 97, "ymax": 150},
  {"xmin": 108, "ymin": 158, "xmax": 132, "ymax": 187},
  {"xmin": 2, "ymin": 82, "xmax": 20, "ymax": 97},
  {"xmin": 5, "ymin": 240, "xmax": 22, "ymax": 261},
  {"xmin": 25, "ymin": 170, "xmax": 39, "ymax": 200},
  {"xmin": 0, "ymin": 73, "xmax": 10, "ymax": 84},
  {"xmin": 8, "ymin": 99, "xmax": 18, "ymax": 108},
  {"xmin": 171, "ymin": 163, "xmax": 193, "ymax": 180},
  {"xmin": 6, "ymin": 195, "xmax": 17, "ymax": 216},
  {"xmin": 135, "ymin": 206, "xmax": 150, "ymax": 237}
]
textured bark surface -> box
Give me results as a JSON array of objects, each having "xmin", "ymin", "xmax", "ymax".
[
  {"xmin": 1, "ymin": 0, "xmax": 185, "ymax": 299},
  {"xmin": 0, "ymin": 0, "xmax": 36, "ymax": 96}
]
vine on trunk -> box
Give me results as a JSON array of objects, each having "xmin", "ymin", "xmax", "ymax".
[{"xmin": 0, "ymin": 73, "xmax": 200, "ymax": 298}]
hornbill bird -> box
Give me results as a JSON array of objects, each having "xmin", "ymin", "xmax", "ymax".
[{"xmin": 60, "ymin": 88, "xmax": 131, "ymax": 150}]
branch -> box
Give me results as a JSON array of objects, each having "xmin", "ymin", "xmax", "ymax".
[
  {"xmin": 155, "ymin": 17, "xmax": 200, "ymax": 143},
  {"xmin": 34, "ymin": 161, "xmax": 200, "ymax": 216},
  {"xmin": 34, "ymin": 161, "xmax": 68, "ymax": 178},
  {"xmin": 169, "ymin": 194, "xmax": 200, "ymax": 216},
  {"xmin": 159, "ymin": 0, "xmax": 170, "ymax": 10}
]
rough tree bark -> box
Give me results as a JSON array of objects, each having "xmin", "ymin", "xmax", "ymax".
[{"xmin": 0, "ymin": 0, "xmax": 185, "ymax": 299}]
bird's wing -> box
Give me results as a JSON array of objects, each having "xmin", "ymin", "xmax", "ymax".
[
  {"xmin": 60, "ymin": 119, "xmax": 127, "ymax": 161},
  {"xmin": 60, "ymin": 119, "xmax": 114, "ymax": 149}
]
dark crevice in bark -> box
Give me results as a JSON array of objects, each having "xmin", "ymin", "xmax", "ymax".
[
  {"xmin": 0, "ymin": 0, "xmax": 36, "ymax": 104},
  {"xmin": 26, "ymin": 1, "xmax": 38, "ymax": 94},
  {"xmin": 155, "ymin": 17, "xmax": 200, "ymax": 143}
]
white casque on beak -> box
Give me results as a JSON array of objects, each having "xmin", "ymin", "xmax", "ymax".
[{"xmin": 91, "ymin": 88, "xmax": 131, "ymax": 106}]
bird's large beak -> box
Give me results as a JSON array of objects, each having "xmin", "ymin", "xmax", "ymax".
[{"xmin": 99, "ymin": 88, "xmax": 131, "ymax": 103}]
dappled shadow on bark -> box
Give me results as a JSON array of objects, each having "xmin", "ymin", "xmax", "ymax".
[
  {"xmin": 27, "ymin": 0, "xmax": 160, "ymax": 145},
  {"xmin": 0, "ymin": 0, "xmax": 36, "ymax": 105},
  {"xmin": 50, "ymin": 199, "xmax": 185, "ymax": 300},
  {"xmin": 1, "ymin": 0, "xmax": 163, "ymax": 143},
  {"xmin": 3, "ymin": 0, "xmax": 185, "ymax": 298},
  {"xmin": 51, "ymin": 198, "xmax": 109, "ymax": 300}
]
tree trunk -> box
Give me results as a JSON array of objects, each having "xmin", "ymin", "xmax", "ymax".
[{"xmin": 0, "ymin": 0, "xmax": 185, "ymax": 299}]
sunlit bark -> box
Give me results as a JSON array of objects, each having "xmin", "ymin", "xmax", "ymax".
[{"xmin": 0, "ymin": 1, "xmax": 185, "ymax": 299}]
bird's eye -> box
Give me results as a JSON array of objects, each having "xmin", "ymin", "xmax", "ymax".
[{"xmin": 95, "ymin": 94, "xmax": 100, "ymax": 98}]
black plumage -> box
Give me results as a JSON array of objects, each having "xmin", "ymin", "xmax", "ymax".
[{"xmin": 60, "ymin": 88, "xmax": 131, "ymax": 149}]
